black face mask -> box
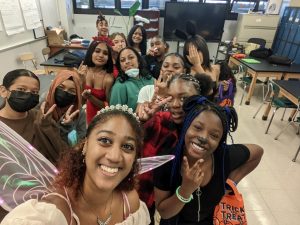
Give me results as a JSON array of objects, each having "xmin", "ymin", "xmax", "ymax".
[
  {"xmin": 7, "ymin": 90, "xmax": 39, "ymax": 112},
  {"xmin": 54, "ymin": 88, "xmax": 76, "ymax": 108}
]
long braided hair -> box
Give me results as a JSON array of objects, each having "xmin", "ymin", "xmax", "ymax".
[{"xmin": 170, "ymin": 95, "xmax": 238, "ymax": 187}]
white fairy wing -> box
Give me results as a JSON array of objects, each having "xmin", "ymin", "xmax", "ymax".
[
  {"xmin": 137, "ymin": 155, "xmax": 174, "ymax": 175},
  {"xmin": 0, "ymin": 121, "xmax": 58, "ymax": 211}
]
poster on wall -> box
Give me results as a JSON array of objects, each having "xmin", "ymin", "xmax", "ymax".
[
  {"xmin": 0, "ymin": 0, "xmax": 25, "ymax": 35},
  {"xmin": 19, "ymin": 0, "xmax": 42, "ymax": 29},
  {"xmin": 265, "ymin": 0, "xmax": 283, "ymax": 15}
]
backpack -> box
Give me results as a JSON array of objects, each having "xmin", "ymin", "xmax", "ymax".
[
  {"xmin": 63, "ymin": 51, "xmax": 85, "ymax": 67},
  {"xmin": 217, "ymin": 79, "xmax": 234, "ymax": 107}
]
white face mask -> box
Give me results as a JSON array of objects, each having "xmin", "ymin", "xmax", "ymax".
[{"xmin": 125, "ymin": 68, "xmax": 139, "ymax": 78}]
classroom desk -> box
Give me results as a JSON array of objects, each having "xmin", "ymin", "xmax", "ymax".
[
  {"xmin": 49, "ymin": 44, "xmax": 88, "ymax": 56},
  {"xmin": 270, "ymin": 80, "xmax": 300, "ymax": 161},
  {"xmin": 228, "ymin": 56, "xmax": 300, "ymax": 105},
  {"xmin": 40, "ymin": 49, "xmax": 78, "ymax": 74}
]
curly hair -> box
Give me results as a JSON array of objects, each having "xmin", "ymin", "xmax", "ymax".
[
  {"xmin": 116, "ymin": 46, "xmax": 152, "ymax": 83},
  {"xmin": 53, "ymin": 109, "xmax": 144, "ymax": 198}
]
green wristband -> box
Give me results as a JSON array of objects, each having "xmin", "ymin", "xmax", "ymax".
[{"xmin": 176, "ymin": 186, "xmax": 193, "ymax": 203}]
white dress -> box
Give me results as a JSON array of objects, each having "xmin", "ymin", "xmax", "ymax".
[{"xmin": 1, "ymin": 191, "xmax": 150, "ymax": 225}]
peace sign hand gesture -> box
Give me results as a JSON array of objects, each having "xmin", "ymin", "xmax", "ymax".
[
  {"xmin": 40, "ymin": 102, "xmax": 56, "ymax": 120},
  {"xmin": 180, "ymin": 156, "xmax": 205, "ymax": 196},
  {"xmin": 155, "ymin": 71, "xmax": 171, "ymax": 97},
  {"xmin": 61, "ymin": 105, "xmax": 80, "ymax": 125}
]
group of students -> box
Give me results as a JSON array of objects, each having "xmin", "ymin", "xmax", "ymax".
[{"xmin": 0, "ymin": 13, "xmax": 263, "ymax": 225}]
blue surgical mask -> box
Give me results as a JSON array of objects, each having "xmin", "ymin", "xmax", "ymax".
[
  {"xmin": 67, "ymin": 129, "xmax": 78, "ymax": 147},
  {"xmin": 125, "ymin": 68, "xmax": 139, "ymax": 78}
]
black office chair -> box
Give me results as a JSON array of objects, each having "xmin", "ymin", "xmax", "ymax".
[{"xmin": 247, "ymin": 38, "xmax": 266, "ymax": 48}]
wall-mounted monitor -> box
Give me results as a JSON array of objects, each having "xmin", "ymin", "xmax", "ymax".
[{"xmin": 163, "ymin": 3, "xmax": 227, "ymax": 42}]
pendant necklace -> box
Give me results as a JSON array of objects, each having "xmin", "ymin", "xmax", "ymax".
[{"xmin": 80, "ymin": 189, "xmax": 113, "ymax": 225}]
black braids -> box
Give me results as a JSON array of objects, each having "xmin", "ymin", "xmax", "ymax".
[
  {"xmin": 167, "ymin": 73, "xmax": 201, "ymax": 95},
  {"xmin": 170, "ymin": 106, "xmax": 202, "ymax": 186}
]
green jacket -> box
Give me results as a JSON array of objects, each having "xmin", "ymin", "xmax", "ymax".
[{"xmin": 110, "ymin": 76, "xmax": 154, "ymax": 111}]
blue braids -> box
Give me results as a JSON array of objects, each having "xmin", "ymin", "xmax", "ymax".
[{"xmin": 170, "ymin": 95, "xmax": 238, "ymax": 188}]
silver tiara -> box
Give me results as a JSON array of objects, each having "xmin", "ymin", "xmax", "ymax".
[{"xmin": 97, "ymin": 104, "xmax": 140, "ymax": 123}]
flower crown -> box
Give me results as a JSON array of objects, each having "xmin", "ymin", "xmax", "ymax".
[{"xmin": 97, "ymin": 104, "xmax": 140, "ymax": 123}]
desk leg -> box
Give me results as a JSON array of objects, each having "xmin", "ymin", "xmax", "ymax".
[
  {"xmin": 262, "ymin": 103, "xmax": 271, "ymax": 120},
  {"xmin": 245, "ymin": 74, "xmax": 257, "ymax": 105}
]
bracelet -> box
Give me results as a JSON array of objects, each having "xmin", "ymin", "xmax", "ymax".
[{"xmin": 176, "ymin": 186, "xmax": 193, "ymax": 203}]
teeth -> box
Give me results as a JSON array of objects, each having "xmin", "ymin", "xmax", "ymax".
[
  {"xmin": 100, "ymin": 165, "xmax": 118, "ymax": 173},
  {"xmin": 192, "ymin": 142, "xmax": 205, "ymax": 152}
]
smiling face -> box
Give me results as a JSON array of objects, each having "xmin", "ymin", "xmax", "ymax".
[
  {"xmin": 83, "ymin": 115, "xmax": 137, "ymax": 191},
  {"xmin": 119, "ymin": 49, "xmax": 139, "ymax": 72},
  {"xmin": 161, "ymin": 55, "xmax": 185, "ymax": 78},
  {"xmin": 97, "ymin": 20, "xmax": 108, "ymax": 36},
  {"xmin": 167, "ymin": 79, "xmax": 198, "ymax": 124},
  {"xmin": 150, "ymin": 37, "xmax": 167, "ymax": 57},
  {"xmin": 92, "ymin": 42, "xmax": 109, "ymax": 67},
  {"xmin": 184, "ymin": 110, "xmax": 223, "ymax": 162},
  {"xmin": 132, "ymin": 27, "xmax": 143, "ymax": 44},
  {"xmin": 112, "ymin": 34, "xmax": 126, "ymax": 53}
]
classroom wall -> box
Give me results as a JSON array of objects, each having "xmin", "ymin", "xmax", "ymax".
[
  {"xmin": 72, "ymin": 14, "xmax": 237, "ymax": 60},
  {"xmin": 0, "ymin": 0, "xmax": 60, "ymax": 82},
  {"xmin": 290, "ymin": 0, "xmax": 300, "ymax": 7}
]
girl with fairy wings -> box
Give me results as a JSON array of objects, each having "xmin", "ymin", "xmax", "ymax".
[{"xmin": 0, "ymin": 105, "xmax": 174, "ymax": 225}]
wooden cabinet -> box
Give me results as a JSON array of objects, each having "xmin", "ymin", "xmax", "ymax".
[{"xmin": 134, "ymin": 10, "xmax": 160, "ymax": 39}]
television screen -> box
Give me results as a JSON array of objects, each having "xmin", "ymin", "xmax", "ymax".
[{"xmin": 163, "ymin": 3, "xmax": 227, "ymax": 42}]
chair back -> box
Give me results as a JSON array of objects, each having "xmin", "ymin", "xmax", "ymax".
[
  {"xmin": 19, "ymin": 53, "xmax": 37, "ymax": 69},
  {"xmin": 248, "ymin": 38, "xmax": 266, "ymax": 48},
  {"xmin": 42, "ymin": 47, "xmax": 50, "ymax": 61}
]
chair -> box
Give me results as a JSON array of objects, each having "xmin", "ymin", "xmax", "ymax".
[
  {"xmin": 247, "ymin": 38, "xmax": 266, "ymax": 48},
  {"xmin": 238, "ymin": 64, "xmax": 266, "ymax": 105},
  {"xmin": 293, "ymin": 143, "xmax": 300, "ymax": 162},
  {"xmin": 253, "ymin": 81, "xmax": 298, "ymax": 134},
  {"xmin": 42, "ymin": 47, "xmax": 50, "ymax": 61},
  {"xmin": 19, "ymin": 52, "xmax": 47, "ymax": 75}
]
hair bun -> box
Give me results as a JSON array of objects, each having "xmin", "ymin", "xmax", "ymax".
[
  {"xmin": 186, "ymin": 20, "xmax": 196, "ymax": 37},
  {"xmin": 173, "ymin": 29, "xmax": 188, "ymax": 40},
  {"xmin": 97, "ymin": 11, "xmax": 105, "ymax": 20}
]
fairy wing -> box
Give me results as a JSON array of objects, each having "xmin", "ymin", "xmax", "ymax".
[
  {"xmin": 0, "ymin": 121, "xmax": 58, "ymax": 211},
  {"xmin": 137, "ymin": 155, "xmax": 175, "ymax": 175}
]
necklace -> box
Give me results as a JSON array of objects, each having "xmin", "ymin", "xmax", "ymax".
[{"xmin": 80, "ymin": 189, "xmax": 113, "ymax": 225}]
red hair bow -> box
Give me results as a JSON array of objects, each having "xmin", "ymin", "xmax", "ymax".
[{"xmin": 92, "ymin": 36, "xmax": 114, "ymax": 47}]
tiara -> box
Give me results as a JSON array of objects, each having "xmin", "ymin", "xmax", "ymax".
[{"xmin": 97, "ymin": 104, "xmax": 140, "ymax": 123}]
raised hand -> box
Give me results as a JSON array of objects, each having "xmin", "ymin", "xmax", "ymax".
[
  {"xmin": 82, "ymin": 89, "xmax": 92, "ymax": 99},
  {"xmin": 155, "ymin": 71, "xmax": 171, "ymax": 97},
  {"xmin": 180, "ymin": 156, "xmax": 204, "ymax": 196},
  {"xmin": 186, "ymin": 44, "xmax": 202, "ymax": 66},
  {"xmin": 74, "ymin": 61, "xmax": 88, "ymax": 76},
  {"xmin": 61, "ymin": 105, "xmax": 80, "ymax": 125},
  {"xmin": 40, "ymin": 102, "xmax": 56, "ymax": 119},
  {"xmin": 147, "ymin": 47, "xmax": 158, "ymax": 56},
  {"xmin": 222, "ymin": 80, "xmax": 229, "ymax": 92}
]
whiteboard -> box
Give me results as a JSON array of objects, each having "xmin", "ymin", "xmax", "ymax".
[{"xmin": 0, "ymin": 0, "xmax": 59, "ymax": 51}]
